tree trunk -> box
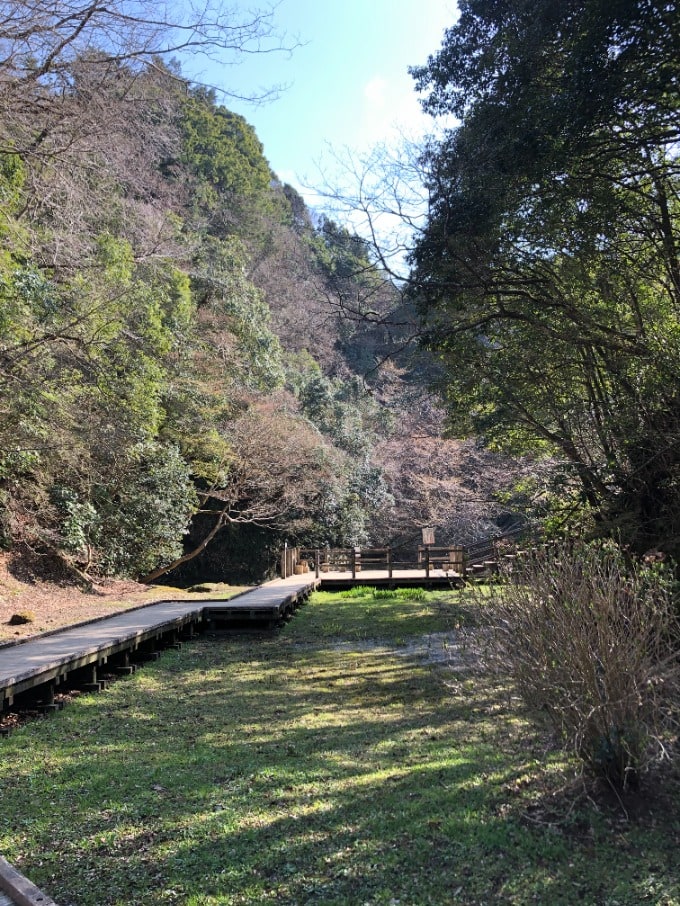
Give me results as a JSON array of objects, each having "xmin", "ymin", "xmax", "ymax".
[{"xmin": 139, "ymin": 505, "xmax": 229, "ymax": 584}]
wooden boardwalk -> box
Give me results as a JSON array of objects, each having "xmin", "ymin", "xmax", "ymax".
[
  {"xmin": 0, "ymin": 855, "xmax": 58, "ymax": 905},
  {"xmin": 0, "ymin": 575, "xmax": 318, "ymax": 714},
  {"xmin": 0, "ymin": 576, "xmax": 318, "ymax": 906},
  {"xmin": 0, "ymin": 563, "xmax": 468, "ymax": 715}
]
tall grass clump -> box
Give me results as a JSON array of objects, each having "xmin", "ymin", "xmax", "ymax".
[
  {"xmin": 394, "ymin": 587, "xmax": 427, "ymax": 601},
  {"xmin": 340, "ymin": 586, "xmax": 376, "ymax": 598},
  {"xmin": 373, "ymin": 587, "xmax": 427, "ymax": 601},
  {"xmin": 339, "ymin": 587, "xmax": 427, "ymax": 601},
  {"xmin": 485, "ymin": 541, "xmax": 680, "ymax": 791}
]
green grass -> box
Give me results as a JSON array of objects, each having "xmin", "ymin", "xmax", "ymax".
[
  {"xmin": 304, "ymin": 587, "xmax": 474, "ymax": 643},
  {"xmin": 0, "ymin": 589, "xmax": 679, "ymax": 905}
]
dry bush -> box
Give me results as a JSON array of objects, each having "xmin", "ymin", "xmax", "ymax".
[{"xmin": 484, "ymin": 542, "xmax": 680, "ymax": 790}]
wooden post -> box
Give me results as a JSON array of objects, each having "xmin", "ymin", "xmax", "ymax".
[
  {"xmin": 39, "ymin": 681, "xmax": 59, "ymax": 712},
  {"xmin": 425, "ymin": 547, "xmax": 430, "ymax": 579},
  {"xmin": 115, "ymin": 650, "xmax": 135, "ymax": 674},
  {"xmin": 43, "ymin": 681, "xmax": 55, "ymax": 706},
  {"xmin": 281, "ymin": 543, "xmax": 288, "ymax": 579},
  {"xmin": 352, "ymin": 547, "xmax": 357, "ymax": 579},
  {"xmin": 83, "ymin": 662, "xmax": 101, "ymax": 692},
  {"xmin": 449, "ymin": 546, "xmax": 465, "ymax": 576},
  {"xmin": 315, "ymin": 549, "xmax": 320, "ymax": 578},
  {"xmin": 387, "ymin": 547, "xmax": 392, "ymax": 579}
]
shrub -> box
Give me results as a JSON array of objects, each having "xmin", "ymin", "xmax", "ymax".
[
  {"xmin": 484, "ymin": 541, "xmax": 680, "ymax": 790},
  {"xmin": 372, "ymin": 588, "xmax": 397, "ymax": 600},
  {"xmin": 92, "ymin": 442, "xmax": 197, "ymax": 577},
  {"xmin": 340, "ymin": 587, "xmax": 426, "ymax": 601}
]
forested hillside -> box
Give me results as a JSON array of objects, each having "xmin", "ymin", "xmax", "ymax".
[{"xmin": 0, "ymin": 2, "xmax": 527, "ymax": 584}]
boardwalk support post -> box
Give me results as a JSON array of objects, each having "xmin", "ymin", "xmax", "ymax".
[
  {"xmin": 115, "ymin": 650, "xmax": 135, "ymax": 675},
  {"xmin": 83, "ymin": 662, "xmax": 101, "ymax": 692},
  {"xmin": 40, "ymin": 680, "xmax": 58, "ymax": 712}
]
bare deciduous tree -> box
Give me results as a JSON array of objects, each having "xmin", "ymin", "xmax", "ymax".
[{"xmin": 0, "ymin": 0, "xmax": 288, "ymax": 100}]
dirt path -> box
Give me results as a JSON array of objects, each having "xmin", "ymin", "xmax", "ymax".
[{"xmin": 0, "ymin": 552, "xmax": 247, "ymax": 644}]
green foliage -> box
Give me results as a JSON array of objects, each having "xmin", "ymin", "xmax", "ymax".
[
  {"xmin": 0, "ymin": 235, "xmax": 202, "ymax": 575},
  {"xmin": 0, "ymin": 45, "xmax": 400, "ymax": 580},
  {"xmin": 339, "ymin": 585, "xmax": 376, "ymax": 598},
  {"xmin": 181, "ymin": 92, "xmax": 273, "ymax": 226},
  {"xmin": 313, "ymin": 216, "xmax": 375, "ymax": 281},
  {"xmin": 48, "ymin": 443, "xmax": 196, "ymax": 576},
  {"xmin": 191, "ymin": 236, "xmax": 284, "ymax": 392},
  {"xmin": 0, "ymin": 151, "xmax": 26, "ymax": 254},
  {"xmin": 294, "ymin": 365, "xmax": 384, "ymax": 457},
  {"xmin": 412, "ymin": 0, "xmax": 680, "ymax": 555},
  {"xmin": 90, "ymin": 442, "xmax": 197, "ymax": 576},
  {"xmin": 392, "ymin": 586, "xmax": 426, "ymax": 601},
  {"xmin": 0, "ymin": 151, "xmax": 25, "ymax": 200},
  {"xmin": 281, "ymin": 181, "xmax": 312, "ymax": 233},
  {"xmin": 343, "ymin": 587, "xmax": 427, "ymax": 602},
  {"xmin": 50, "ymin": 486, "xmax": 98, "ymax": 557},
  {"xmin": 283, "ymin": 356, "xmax": 393, "ymax": 548}
]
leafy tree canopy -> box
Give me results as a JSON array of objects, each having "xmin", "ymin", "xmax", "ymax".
[
  {"xmin": 410, "ymin": 0, "xmax": 680, "ymax": 553},
  {"xmin": 181, "ymin": 93, "xmax": 273, "ymax": 202}
]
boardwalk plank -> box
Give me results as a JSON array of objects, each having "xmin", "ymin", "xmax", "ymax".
[{"xmin": 0, "ymin": 576, "xmax": 317, "ymax": 705}]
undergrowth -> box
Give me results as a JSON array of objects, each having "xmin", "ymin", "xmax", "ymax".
[{"xmin": 481, "ymin": 542, "xmax": 680, "ymax": 791}]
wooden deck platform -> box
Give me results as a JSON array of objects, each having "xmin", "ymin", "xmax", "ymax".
[
  {"xmin": 317, "ymin": 568, "xmax": 463, "ymax": 589},
  {"xmin": 0, "ymin": 575, "xmax": 318, "ymax": 714}
]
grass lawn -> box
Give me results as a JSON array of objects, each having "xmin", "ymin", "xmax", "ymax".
[{"xmin": 0, "ymin": 587, "xmax": 679, "ymax": 905}]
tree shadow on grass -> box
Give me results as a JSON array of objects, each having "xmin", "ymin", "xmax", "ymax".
[{"xmin": 1, "ymin": 637, "xmax": 679, "ymax": 905}]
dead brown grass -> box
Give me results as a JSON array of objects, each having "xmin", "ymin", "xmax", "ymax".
[{"xmin": 0, "ymin": 550, "xmax": 249, "ymax": 643}]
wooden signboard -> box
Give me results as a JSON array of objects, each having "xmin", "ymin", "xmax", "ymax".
[{"xmin": 421, "ymin": 527, "xmax": 435, "ymax": 546}]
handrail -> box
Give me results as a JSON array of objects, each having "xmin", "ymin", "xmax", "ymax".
[{"xmin": 294, "ymin": 525, "xmax": 536, "ymax": 579}]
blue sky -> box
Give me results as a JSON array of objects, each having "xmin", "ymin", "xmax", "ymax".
[{"xmin": 184, "ymin": 0, "xmax": 459, "ymax": 196}]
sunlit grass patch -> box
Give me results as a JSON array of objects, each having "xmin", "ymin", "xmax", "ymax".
[
  {"xmin": 339, "ymin": 586, "xmax": 429, "ymax": 602},
  {"xmin": 301, "ymin": 587, "xmax": 473, "ymax": 643},
  {"xmin": 0, "ymin": 591, "xmax": 678, "ymax": 905}
]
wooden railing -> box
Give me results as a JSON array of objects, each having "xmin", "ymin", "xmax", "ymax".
[
  {"xmin": 281, "ymin": 527, "xmax": 539, "ymax": 580},
  {"xmin": 286, "ymin": 545, "xmax": 466, "ymax": 579}
]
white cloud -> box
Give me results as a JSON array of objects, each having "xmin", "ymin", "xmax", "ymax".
[
  {"xmin": 357, "ymin": 70, "xmax": 439, "ymax": 151},
  {"xmin": 363, "ymin": 75, "xmax": 388, "ymax": 106}
]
